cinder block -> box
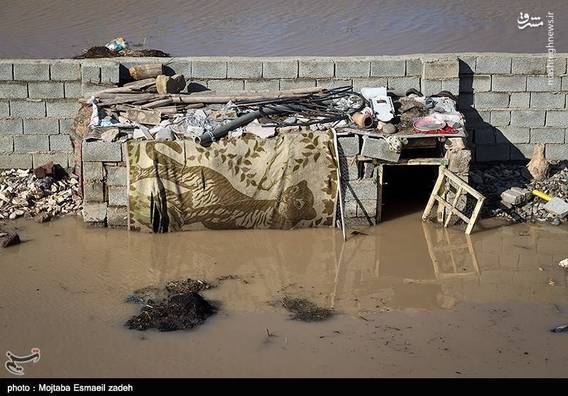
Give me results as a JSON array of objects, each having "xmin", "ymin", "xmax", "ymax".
[
  {"xmin": 50, "ymin": 63, "xmax": 81, "ymax": 81},
  {"xmin": 0, "ymin": 82, "xmax": 27, "ymax": 98},
  {"xmin": 360, "ymin": 137, "xmax": 400, "ymax": 161},
  {"xmin": 108, "ymin": 185, "xmax": 127, "ymax": 206},
  {"xmin": 492, "ymin": 76, "xmax": 526, "ymax": 92},
  {"xmin": 0, "ymin": 118, "xmax": 23, "ymax": 135},
  {"xmin": 316, "ymin": 79, "xmax": 352, "ymax": 89},
  {"xmin": 345, "ymin": 179, "xmax": 377, "ymax": 201},
  {"xmin": 494, "ymin": 127, "xmax": 530, "ymax": 144},
  {"xmin": 23, "ymin": 118, "xmax": 59, "ymax": 135},
  {"xmin": 387, "ymin": 77, "xmax": 420, "ymax": 95},
  {"xmin": 339, "ymin": 156, "xmax": 360, "ymax": 180},
  {"xmin": 0, "ymin": 102, "xmax": 8, "ymax": 117},
  {"xmin": 0, "ymin": 153, "xmax": 32, "ymax": 169},
  {"xmin": 476, "ymin": 56, "xmax": 511, "ymax": 74},
  {"xmin": 422, "ymin": 80, "xmax": 442, "ymax": 96},
  {"xmin": 107, "ymin": 206, "xmax": 128, "ymax": 228},
  {"xmin": 14, "ymin": 135, "xmax": 49, "ymax": 153},
  {"xmin": 82, "ymin": 202, "xmax": 107, "ymax": 223},
  {"xmin": 32, "ymin": 152, "xmax": 69, "ymax": 168},
  {"xmin": 263, "ymin": 60, "xmax": 298, "ymax": 78},
  {"xmin": 510, "ymin": 144, "xmax": 535, "ymax": 160},
  {"xmin": 100, "ymin": 63, "xmax": 120, "ymax": 84},
  {"xmin": 510, "ymin": 110, "xmax": 545, "ymax": 127},
  {"xmin": 10, "ymin": 100, "xmax": 46, "ymax": 117},
  {"xmin": 335, "ymin": 60, "xmax": 370, "ymax": 78},
  {"xmin": 441, "ymin": 78, "xmax": 459, "ymax": 95},
  {"xmin": 337, "ymin": 135, "xmax": 360, "ymax": 156},
  {"xmin": 82, "ymin": 141, "xmax": 122, "ymax": 162},
  {"xmin": 244, "ymin": 79, "xmax": 280, "ymax": 91},
  {"xmin": 84, "ymin": 181, "xmax": 105, "ymax": 202},
  {"xmin": 167, "ymin": 61, "xmax": 191, "ymax": 78},
  {"xmin": 299, "ymin": 59, "xmax": 334, "ymax": 78},
  {"xmin": 105, "ymin": 165, "xmax": 127, "ymax": 186},
  {"xmin": 49, "ymin": 134, "xmax": 73, "ymax": 152},
  {"xmin": 64, "ymin": 81, "xmax": 82, "ymax": 98},
  {"xmin": 406, "ymin": 58, "xmax": 422, "ymax": 76},
  {"xmin": 59, "ymin": 118, "xmax": 75, "ymax": 134},
  {"xmin": 474, "ymin": 93, "xmax": 510, "ymax": 109},
  {"xmin": 530, "ymin": 128, "xmax": 565, "ymax": 144},
  {"xmin": 46, "ymin": 100, "xmax": 80, "ymax": 117},
  {"xmin": 512, "ymin": 57, "xmax": 546, "ymax": 74},
  {"xmin": 476, "ymin": 144, "xmax": 511, "ymax": 161},
  {"xmin": 227, "ymin": 60, "xmax": 262, "ymax": 79},
  {"xmin": 192, "ymin": 60, "xmax": 227, "ymax": 79},
  {"xmin": 371, "ymin": 59, "xmax": 405, "ymax": 77},
  {"xmin": 546, "ymin": 111, "xmax": 568, "ymax": 127},
  {"xmin": 545, "ymin": 144, "xmax": 568, "ymax": 160},
  {"xmin": 422, "ymin": 58, "xmax": 458, "ymax": 79},
  {"xmin": 13, "ymin": 63, "xmax": 50, "ymax": 81},
  {"xmin": 28, "ymin": 82, "xmax": 64, "ymax": 99},
  {"xmin": 81, "ymin": 65, "xmax": 100, "ymax": 83},
  {"xmin": 0, "ymin": 64, "xmax": 13, "ymax": 80},
  {"xmin": 530, "ymin": 92, "xmax": 565, "ymax": 109},
  {"xmin": 509, "ymin": 92, "xmax": 530, "ymax": 108},
  {"xmin": 207, "ymin": 79, "xmax": 244, "ymax": 92},
  {"xmin": 279, "ymin": 79, "xmax": 316, "ymax": 90},
  {"xmin": 352, "ymin": 78, "xmax": 388, "ymax": 93},
  {"xmin": 0, "ymin": 136, "xmax": 13, "ymax": 154},
  {"xmin": 83, "ymin": 161, "xmax": 104, "ymax": 182},
  {"xmin": 458, "ymin": 56, "xmax": 476, "ymax": 74},
  {"xmin": 491, "ymin": 111, "xmax": 510, "ymax": 126},
  {"xmin": 526, "ymin": 76, "xmax": 561, "ymax": 91}
]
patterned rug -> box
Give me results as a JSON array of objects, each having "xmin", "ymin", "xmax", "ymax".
[{"xmin": 126, "ymin": 131, "xmax": 339, "ymax": 232}]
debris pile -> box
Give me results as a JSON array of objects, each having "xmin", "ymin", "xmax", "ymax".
[
  {"xmin": 470, "ymin": 162, "xmax": 568, "ymax": 225},
  {"xmin": 281, "ymin": 296, "xmax": 334, "ymax": 322},
  {"xmin": 0, "ymin": 231, "xmax": 20, "ymax": 248},
  {"xmin": 0, "ymin": 165, "xmax": 81, "ymax": 222},
  {"xmin": 74, "ymin": 37, "xmax": 169, "ymax": 59},
  {"xmin": 125, "ymin": 278, "xmax": 216, "ymax": 332}
]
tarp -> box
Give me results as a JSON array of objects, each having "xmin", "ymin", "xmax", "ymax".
[{"xmin": 126, "ymin": 131, "xmax": 339, "ymax": 232}]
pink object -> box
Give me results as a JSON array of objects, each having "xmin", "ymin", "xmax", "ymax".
[{"xmin": 413, "ymin": 116, "xmax": 446, "ymax": 132}]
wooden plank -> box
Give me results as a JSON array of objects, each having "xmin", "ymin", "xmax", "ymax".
[
  {"xmin": 465, "ymin": 197, "xmax": 485, "ymax": 235},
  {"xmin": 422, "ymin": 167, "xmax": 445, "ymax": 221},
  {"xmin": 444, "ymin": 186, "xmax": 463, "ymax": 227}
]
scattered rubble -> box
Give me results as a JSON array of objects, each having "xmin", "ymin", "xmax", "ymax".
[
  {"xmin": 0, "ymin": 231, "xmax": 20, "ymax": 248},
  {"xmin": 281, "ymin": 296, "xmax": 334, "ymax": 322},
  {"xmin": 470, "ymin": 162, "xmax": 568, "ymax": 225},
  {"xmin": 0, "ymin": 167, "xmax": 82, "ymax": 222}
]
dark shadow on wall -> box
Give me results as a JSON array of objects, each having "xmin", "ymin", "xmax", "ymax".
[{"xmin": 457, "ymin": 59, "xmax": 526, "ymax": 163}]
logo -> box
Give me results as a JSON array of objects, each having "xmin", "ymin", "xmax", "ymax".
[
  {"xmin": 517, "ymin": 12, "xmax": 544, "ymax": 29},
  {"xmin": 4, "ymin": 348, "xmax": 41, "ymax": 376}
]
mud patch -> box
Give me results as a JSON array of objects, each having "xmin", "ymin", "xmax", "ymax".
[
  {"xmin": 281, "ymin": 296, "xmax": 334, "ymax": 322},
  {"xmin": 125, "ymin": 278, "xmax": 216, "ymax": 332}
]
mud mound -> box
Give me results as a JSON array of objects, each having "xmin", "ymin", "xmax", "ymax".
[
  {"xmin": 74, "ymin": 47, "xmax": 170, "ymax": 59},
  {"xmin": 281, "ymin": 296, "xmax": 334, "ymax": 322},
  {"xmin": 165, "ymin": 278, "xmax": 211, "ymax": 294},
  {"xmin": 126, "ymin": 292, "xmax": 216, "ymax": 332}
]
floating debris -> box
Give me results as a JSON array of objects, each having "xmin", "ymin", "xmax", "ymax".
[
  {"xmin": 281, "ymin": 296, "xmax": 334, "ymax": 322},
  {"xmin": 550, "ymin": 324, "xmax": 568, "ymax": 333}
]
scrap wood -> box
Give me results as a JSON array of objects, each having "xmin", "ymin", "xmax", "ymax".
[{"xmin": 128, "ymin": 63, "xmax": 164, "ymax": 80}]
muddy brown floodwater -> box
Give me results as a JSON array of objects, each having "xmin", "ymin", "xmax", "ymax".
[
  {"xmin": 0, "ymin": 0, "xmax": 566, "ymax": 58},
  {"xmin": 1, "ymin": 210, "xmax": 568, "ymax": 377}
]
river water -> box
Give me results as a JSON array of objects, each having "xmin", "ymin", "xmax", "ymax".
[
  {"xmin": 0, "ymin": 0, "xmax": 566, "ymax": 58},
  {"xmin": 1, "ymin": 213, "xmax": 567, "ymax": 377}
]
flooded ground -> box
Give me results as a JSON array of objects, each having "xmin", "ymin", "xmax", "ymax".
[
  {"xmin": 1, "ymin": 210, "xmax": 567, "ymax": 377},
  {"xmin": 0, "ymin": 0, "xmax": 566, "ymax": 58}
]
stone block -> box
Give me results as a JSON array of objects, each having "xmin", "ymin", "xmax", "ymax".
[
  {"xmin": 441, "ymin": 78, "xmax": 459, "ymax": 95},
  {"xmin": 316, "ymin": 79, "xmax": 352, "ymax": 89},
  {"xmin": 371, "ymin": 59, "xmax": 405, "ymax": 77},
  {"xmin": 546, "ymin": 111, "xmax": 568, "ymax": 127},
  {"xmin": 335, "ymin": 60, "xmax": 370, "ymax": 78},
  {"xmin": 105, "ymin": 165, "xmax": 127, "ymax": 186},
  {"xmin": 227, "ymin": 60, "xmax": 262, "ymax": 79},
  {"xmin": 50, "ymin": 63, "xmax": 81, "ymax": 81},
  {"xmin": 0, "ymin": 136, "xmax": 13, "ymax": 154},
  {"xmin": 262, "ymin": 60, "xmax": 298, "ymax": 78},
  {"xmin": 422, "ymin": 58, "xmax": 458, "ymax": 79},
  {"xmin": 107, "ymin": 206, "xmax": 128, "ymax": 228},
  {"xmin": 545, "ymin": 144, "xmax": 568, "ymax": 160},
  {"xmin": 64, "ymin": 81, "xmax": 82, "ymax": 98},
  {"xmin": 0, "ymin": 64, "xmax": 13, "ymax": 80},
  {"xmin": 491, "ymin": 111, "xmax": 510, "ymax": 126},
  {"xmin": 510, "ymin": 110, "xmax": 545, "ymax": 127},
  {"xmin": 0, "ymin": 102, "xmax": 8, "ymax": 117},
  {"xmin": 82, "ymin": 141, "xmax": 122, "ymax": 162},
  {"xmin": 192, "ymin": 60, "xmax": 227, "ymax": 79},
  {"xmin": 299, "ymin": 59, "xmax": 334, "ymax": 78},
  {"xmin": 494, "ymin": 127, "xmax": 530, "ymax": 144},
  {"xmin": 82, "ymin": 202, "xmax": 107, "ymax": 223},
  {"xmin": 351, "ymin": 78, "xmax": 388, "ymax": 93},
  {"xmin": 83, "ymin": 161, "xmax": 104, "ymax": 182},
  {"xmin": 10, "ymin": 100, "xmax": 46, "ymax": 117},
  {"xmin": 14, "ymin": 135, "xmax": 49, "ymax": 153},
  {"xmin": 530, "ymin": 92, "xmax": 565, "ymax": 109},
  {"xmin": 422, "ymin": 80, "xmax": 442, "ymax": 96},
  {"xmin": 81, "ymin": 65, "xmax": 100, "ymax": 83},
  {"xmin": 13, "ymin": 63, "xmax": 50, "ymax": 81},
  {"xmin": 475, "ymin": 56, "xmax": 511, "ymax": 74},
  {"xmin": 406, "ymin": 58, "xmax": 422, "ymax": 76},
  {"xmin": 511, "ymin": 57, "xmax": 547, "ymax": 74},
  {"xmin": 345, "ymin": 179, "xmax": 377, "ymax": 201},
  {"xmin": 32, "ymin": 152, "xmax": 69, "ymax": 168},
  {"xmin": 387, "ymin": 77, "xmax": 420, "ymax": 95},
  {"xmin": 492, "ymin": 75, "xmax": 526, "ymax": 92},
  {"xmin": 108, "ymin": 185, "xmax": 127, "ymax": 206},
  {"xmin": 84, "ymin": 181, "xmax": 105, "ymax": 202},
  {"xmin": 46, "ymin": 100, "xmax": 80, "ymax": 117},
  {"xmin": 509, "ymin": 92, "xmax": 530, "ymax": 108},
  {"xmin": 337, "ymin": 135, "xmax": 360, "ymax": 156},
  {"xmin": 167, "ymin": 61, "xmax": 191, "ymax": 77},
  {"xmin": 49, "ymin": 134, "xmax": 73, "ymax": 152},
  {"xmin": 0, "ymin": 118, "xmax": 23, "ymax": 135},
  {"xmin": 100, "ymin": 63, "xmax": 120, "ymax": 84},
  {"xmin": 244, "ymin": 79, "xmax": 279, "ymax": 91},
  {"xmin": 474, "ymin": 93, "xmax": 510, "ymax": 109},
  {"xmin": 339, "ymin": 156, "xmax": 360, "ymax": 180},
  {"xmin": 59, "ymin": 118, "xmax": 75, "ymax": 134},
  {"xmin": 530, "ymin": 128, "xmax": 565, "ymax": 144},
  {"xmin": 279, "ymin": 79, "xmax": 316, "ymax": 90},
  {"xmin": 207, "ymin": 79, "xmax": 244, "ymax": 92},
  {"xmin": 23, "ymin": 118, "xmax": 59, "ymax": 135},
  {"xmin": 0, "ymin": 82, "xmax": 27, "ymax": 98},
  {"xmin": 0, "ymin": 153, "xmax": 32, "ymax": 169},
  {"xmin": 526, "ymin": 76, "xmax": 561, "ymax": 91}
]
